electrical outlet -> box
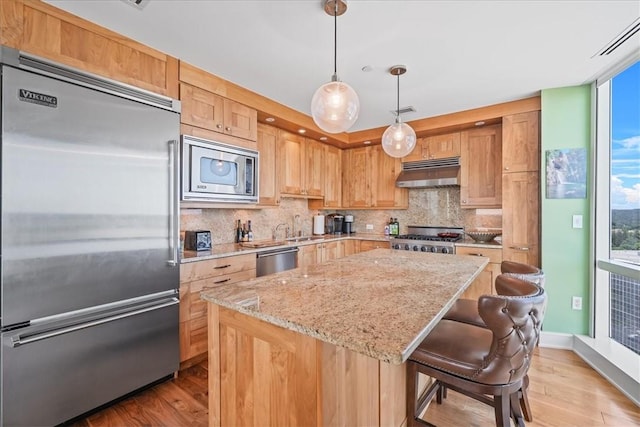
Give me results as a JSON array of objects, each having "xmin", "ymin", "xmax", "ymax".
[
  {"xmin": 365, "ymin": 224, "xmax": 374, "ymax": 230},
  {"xmin": 572, "ymin": 296, "xmax": 582, "ymax": 310}
]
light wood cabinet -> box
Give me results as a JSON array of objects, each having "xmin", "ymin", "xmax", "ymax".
[
  {"xmin": 403, "ymin": 133, "xmax": 461, "ymax": 162},
  {"xmin": 456, "ymin": 247, "xmax": 502, "ymax": 300},
  {"xmin": 0, "ymin": 0, "xmax": 179, "ymax": 98},
  {"xmin": 316, "ymin": 240, "xmax": 339, "ymax": 263},
  {"xmin": 277, "ymin": 131, "xmax": 324, "ymax": 198},
  {"xmin": 298, "ymin": 244, "xmax": 318, "ymax": 268},
  {"xmin": 309, "ymin": 144, "xmax": 343, "ymax": 209},
  {"xmin": 460, "ymin": 125, "xmax": 502, "ymax": 208},
  {"xmin": 257, "ymin": 123, "xmax": 279, "ymax": 206},
  {"xmin": 179, "ymin": 254, "xmax": 256, "ymax": 363},
  {"xmin": 338, "ymin": 239, "xmax": 356, "ymax": 257},
  {"xmin": 502, "ymin": 112, "xmax": 540, "ymax": 173},
  {"xmin": 358, "ymin": 240, "xmax": 389, "ymax": 252},
  {"xmin": 180, "ymin": 81, "xmax": 257, "ymax": 142},
  {"xmin": 502, "ymin": 172, "xmax": 540, "ymax": 267},
  {"xmin": 501, "ymin": 111, "xmax": 540, "ymax": 267},
  {"xmin": 342, "ymin": 146, "xmax": 407, "ymax": 209}
]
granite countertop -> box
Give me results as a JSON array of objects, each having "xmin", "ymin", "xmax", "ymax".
[
  {"xmin": 200, "ymin": 248, "xmax": 488, "ymax": 364},
  {"xmin": 180, "ymin": 234, "xmax": 390, "ymax": 263}
]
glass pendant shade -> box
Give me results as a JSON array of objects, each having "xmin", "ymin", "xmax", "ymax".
[
  {"xmin": 311, "ymin": 79, "xmax": 360, "ymax": 133},
  {"xmin": 382, "ymin": 119, "xmax": 417, "ymax": 158}
]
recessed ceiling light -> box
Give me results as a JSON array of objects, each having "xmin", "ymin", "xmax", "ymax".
[
  {"xmin": 363, "ymin": 140, "xmax": 371, "ymax": 145},
  {"xmin": 265, "ymin": 117, "xmax": 275, "ymax": 122},
  {"xmin": 319, "ymin": 136, "xmax": 328, "ymax": 141},
  {"xmin": 298, "ymin": 129, "xmax": 306, "ymax": 134},
  {"xmin": 475, "ymin": 121, "xmax": 485, "ymax": 126}
]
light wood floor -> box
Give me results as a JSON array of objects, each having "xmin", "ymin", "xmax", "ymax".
[{"xmin": 71, "ymin": 348, "xmax": 639, "ymax": 427}]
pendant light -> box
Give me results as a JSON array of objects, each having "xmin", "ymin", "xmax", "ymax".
[
  {"xmin": 381, "ymin": 65, "xmax": 416, "ymax": 158},
  {"xmin": 310, "ymin": 0, "xmax": 360, "ymax": 134}
]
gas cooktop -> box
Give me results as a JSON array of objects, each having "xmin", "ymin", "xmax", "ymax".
[{"xmin": 391, "ymin": 226, "xmax": 464, "ymax": 254}]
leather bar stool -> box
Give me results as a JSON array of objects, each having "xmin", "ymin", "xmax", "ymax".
[
  {"xmin": 441, "ymin": 260, "xmax": 544, "ymax": 421},
  {"xmin": 407, "ymin": 275, "xmax": 547, "ymax": 427}
]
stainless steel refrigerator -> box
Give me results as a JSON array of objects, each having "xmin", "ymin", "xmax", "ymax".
[{"xmin": 0, "ymin": 47, "xmax": 181, "ymax": 426}]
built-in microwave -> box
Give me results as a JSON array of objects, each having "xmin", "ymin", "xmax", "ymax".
[{"xmin": 181, "ymin": 135, "xmax": 259, "ymax": 203}]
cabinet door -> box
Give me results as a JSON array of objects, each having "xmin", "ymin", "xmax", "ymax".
[
  {"xmin": 323, "ymin": 145, "xmax": 343, "ymax": 208},
  {"xmin": 502, "ymin": 111, "xmax": 539, "ymax": 173},
  {"xmin": 460, "ymin": 126, "xmax": 502, "ymax": 208},
  {"xmin": 401, "ymin": 139, "xmax": 426, "ymax": 162},
  {"xmin": 502, "ymin": 172, "xmax": 540, "ymax": 267},
  {"xmin": 223, "ymin": 99, "xmax": 257, "ymax": 142},
  {"xmin": 180, "ymin": 83, "xmax": 225, "ymax": 132},
  {"xmin": 358, "ymin": 240, "xmax": 388, "ymax": 252},
  {"xmin": 278, "ymin": 130, "xmax": 306, "ymax": 195},
  {"xmin": 424, "ymin": 133, "xmax": 461, "ymax": 159},
  {"xmin": 371, "ymin": 145, "xmax": 407, "ymax": 208},
  {"xmin": 338, "ymin": 239, "xmax": 356, "ymax": 257},
  {"xmin": 298, "ymin": 244, "xmax": 318, "ymax": 268},
  {"xmin": 305, "ymin": 139, "xmax": 325, "ymax": 197},
  {"xmin": 321, "ymin": 241, "xmax": 339, "ymax": 263},
  {"xmin": 257, "ymin": 124, "xmax": 279, "ymax": 206},
  {"xmin": 343, "ymin": 147, "xmax": 372, "ymax": 208}
]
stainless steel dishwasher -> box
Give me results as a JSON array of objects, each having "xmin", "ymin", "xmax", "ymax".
[{"xmin": 256, "ymin": 247, "xmax": 299, "ymax": 277}]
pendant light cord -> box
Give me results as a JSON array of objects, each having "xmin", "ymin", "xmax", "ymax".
[
  {"xmin": 396, "ymin": 73, "xmax": 400, "ymax": 117},
  {"xmin": 333, "ymin": 1, "xmax": 338, "ymax": 76}
]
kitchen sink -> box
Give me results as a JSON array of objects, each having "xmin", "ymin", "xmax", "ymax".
[{"xmin": 285, "ymin": 235, "xmax": 325, "ymax": 242}]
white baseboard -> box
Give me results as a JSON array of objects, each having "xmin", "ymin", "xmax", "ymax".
[
  {"xmin": 539, "ymin": 332, "xmax": 639, "ymax": 407},
  {"xmin": 538, "ymin": 331, "xmax": 574, "ymax": 349}
]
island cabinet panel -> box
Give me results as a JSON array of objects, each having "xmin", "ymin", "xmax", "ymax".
[
  {"xmin": 456, "ymin": 247, "xmax": 502, "ymax": 299},
  {"xmin": 460, "ymin": 125, "xmax": 502, "ymax": 208},
  {"xmin": 210, "ymin": 306, "xmax": 318, "ymax": 427},
  {"xmin": 257, "ymin": 123, "xmax": 280, "ymax": 206},
  {"xmin": 207, "ymin": 305, "xmax": 407, "ymax": 427},
  {"xmin": 1, "ymin": 0, "xmax": 179, "ymax": 98},
  {"xmin": 179, "ymin": 254, "xmax": 256, "ymax": 364}
]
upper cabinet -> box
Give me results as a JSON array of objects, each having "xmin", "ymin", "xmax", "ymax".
[
  {"xmin": 502, "ymin": 111, "xmax": 540, "ymax": 173},
  {"xmin": 179, "ymin": 62, "xmax": 257, "ymax": 145},
  {"xmin": 309, "ymin": 144, "xmax": 343, "ymax": 209},
  {"xmin": 342, "ymin": 146, "xmax": 408, "ymax": 209},
  {"xmin": 402, "ymin": 133, "xmax": 461, "ymax": 162},
  {"xmin": 0, "ymin": 0, "xmax": 179, "ymax": 98},
  {"xmin": 257, "ymin": 123, "xmax": 280, "ymax": 207},
  {"xmin": 277, "ymin": 130, "xmax": 324, "ymax": 199},
  {"xmin": 460, "ymin": 125, "xmax": 502, "ymax": 208}
]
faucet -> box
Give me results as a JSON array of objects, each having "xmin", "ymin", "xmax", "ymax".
[
  {"xmin": 293, "ymin": 214, "xmax": 301, "ymax": 237},
  {"xmin": 273, "ymin": 223, "xmax": 290, "ymax": 240}
]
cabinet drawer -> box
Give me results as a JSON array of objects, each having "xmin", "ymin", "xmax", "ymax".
[
  {"xmin": 456, "ymin": 246, "xmax": 502, "ymax": 264},
  {"xmin": 180, "ymin": 253, "xmax": 256, "ymax": 282},
  {"xmin": 359, "ymin": 240, "xmax": 389, "ymax": 252},
  {"xmin": 188, "ymin": 269, "xmax": 256, "ymax": 320}
]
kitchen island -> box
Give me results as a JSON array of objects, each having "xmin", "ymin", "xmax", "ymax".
[{"xmin": 202, "ymin": 248, "xmax": 488, "ymax": 426}]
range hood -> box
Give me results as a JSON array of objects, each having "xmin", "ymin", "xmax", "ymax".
[{"xmin": 395, "ymin": 157, "xmax": 460, "ymax": 188}]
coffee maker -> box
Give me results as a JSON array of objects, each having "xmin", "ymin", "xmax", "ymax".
[
  {"xmin": 343, "ymin": 215, "xmax": 354, "ymax": 234},
  {"xmin": 325, "ymin": 213, "xmax": 344, "ymax": 235}
]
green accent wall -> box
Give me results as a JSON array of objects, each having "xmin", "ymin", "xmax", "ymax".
[{"xmin": 541, "ymin": 85, "xmax": 591, "ymax": 334}]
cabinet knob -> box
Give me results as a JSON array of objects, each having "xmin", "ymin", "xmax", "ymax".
[
  {"xmin": 462, "ymin": 200, "xmax": 467, "ymax": 204},
  {"xmin": 216, "ymin": 124, "xmax": 222, "ymax": 129},
  {"xmin": 225, "ymin": 126, "xmax": 231, "ymax": 131},
  {"xmin": 504, "ymin": 166, "xmax": 509, "ymax": 170}
]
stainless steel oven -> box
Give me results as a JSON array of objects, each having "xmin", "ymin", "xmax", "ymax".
[{"xmin": 181, "ymin": 135, "xmax": 259, "ymax": 203}]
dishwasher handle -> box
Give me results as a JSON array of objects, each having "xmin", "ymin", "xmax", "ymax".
[{"xmin": 256, "ymin": 247, "xmax": 299, "ymax": 258}]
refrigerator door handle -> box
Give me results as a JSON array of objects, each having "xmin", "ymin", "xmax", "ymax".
[
  {"xmin": 9, "ymin": 298, "xmax": 179, "ymax": 348},
  {"xmin": 167, "ymin": 139, "xmax": 180, "ymax": 267}
]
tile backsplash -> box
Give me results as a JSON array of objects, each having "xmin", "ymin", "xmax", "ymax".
[{"xmin": 180, "ymin": 187, "xmax": 502, "ymax": 244}]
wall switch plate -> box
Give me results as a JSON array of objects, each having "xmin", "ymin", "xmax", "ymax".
[
  {"xmin": 572, "ymin": 296, "xmax": 582, "ymax": 310},
  {"xmin": 365, "ymin": 224, "xmax": 374, "ymax": 230},
  {"xmin": 572, "ymin": 215, "xmax": 583, "ymax": 229}
]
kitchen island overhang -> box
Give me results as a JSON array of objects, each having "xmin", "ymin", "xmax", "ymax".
[{"xmin": 202, "ymin": 249, "xmax": 488, "ymax": 426}]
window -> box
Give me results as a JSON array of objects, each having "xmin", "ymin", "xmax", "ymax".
[{"xmin": 594, "ymin": 59, "xmax": 640, "ymax": 373}]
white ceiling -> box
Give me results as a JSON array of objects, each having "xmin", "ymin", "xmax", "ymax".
[{"xmin": 46, "ymin": 0, "xmax": 640, "ymax": 132}]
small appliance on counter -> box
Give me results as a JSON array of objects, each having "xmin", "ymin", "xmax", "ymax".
[
  {"xmin": 343, "ymin": 215, "xmax": 355, "ymax": 234},
  {"xmin": 325, "ymin": 214, "xmax": 344, "ymax": 235},
  {"xmin": 313, "ymin": 215, "xmax": 325, "ymax": 235},
  {"xmin": 184, "ymin": 230, "xmax": 212, "ymax": 251}
]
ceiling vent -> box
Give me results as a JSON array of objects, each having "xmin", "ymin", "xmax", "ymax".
[
  {"xmin": 390, "ymin": 106, "xmax": 416, "ymax": 116},
  {"xmin": 121, "ymin": 0, "xmax": 150, "ymax": 10},
  {"xmin": 595, "ymin": 17, "xmax": 640, "ymax": 56}
]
